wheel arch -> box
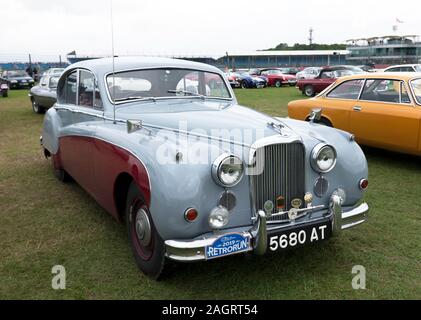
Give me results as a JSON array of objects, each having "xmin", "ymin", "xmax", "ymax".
[
  {"xmin": 114, "ymin": 172, "xmax": 137, "ymax": 222},
  {"xmin": 305, "ymin": 114, "xmax": 334, "ymax": 127}
]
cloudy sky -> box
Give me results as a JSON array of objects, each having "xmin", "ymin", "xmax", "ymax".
[{"xmin": 1, "ymin": 0, "xmax": 419, "ymax": 61}]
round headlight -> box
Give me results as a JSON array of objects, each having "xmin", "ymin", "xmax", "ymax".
[
  {"xmin": 212, "ymin": 154, "xmax": 244, "ymax": 187},
  {"xmin": 209, "ymin": 206, "xmax": 230, "ymax": 229},
  {"xmin": 311, "ymin": 144, "xmax": 337, "ymax": 173}
]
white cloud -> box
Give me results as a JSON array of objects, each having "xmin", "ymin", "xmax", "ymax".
[{"xmin": 0, "ymin": 0, "xmax": 420, "ymax": 61}]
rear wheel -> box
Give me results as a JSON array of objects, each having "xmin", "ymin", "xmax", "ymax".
[
  {"xmin": 275, "ymin": 80, "xmax": 282, "ymax": 88},
  {"xmin": 32, "ymin": 99, "xmax": 45, "ymax": 114},
  {"xmin": 125, "ymin": 182, "xmax": 166, "ymax": 280},
  {"xmin": 52, "ymin": 154, "xmax": 71, "ymax": 182},
  {"xmin": 304, "ymin": 85, "xmax": 315, "ymax": 97},
  {"xmin": 241, "ymin": 80, "xmax": 249, "ymax": 89}
]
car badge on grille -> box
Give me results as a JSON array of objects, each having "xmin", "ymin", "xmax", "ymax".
[
  {"xmin": 276, "ymin": 196, "xmax": 285, "ymax": 210},
  {"xmin": 288, "ymin": 208, "xmax": 298, "ymax": 221},
  {"xmin": 263, "ymin": 200, "xmax": 274, "ymax": 216},
  {"xmin": 291, "ymin": 198, "xmax": 302, "ymax": 209}
]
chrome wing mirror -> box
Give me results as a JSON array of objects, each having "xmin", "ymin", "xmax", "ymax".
[
  {"xmin": 127, "ymin": 119, "xmax": 143, "ymax": 134},
  {"xmin": 309, "ymin": 108, "xmax": 322, "ymax": 123}
]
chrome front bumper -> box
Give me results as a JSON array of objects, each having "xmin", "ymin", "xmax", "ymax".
[{"xmin": 165, "ymin": 197, "xmax": 369, "ymax": 262}]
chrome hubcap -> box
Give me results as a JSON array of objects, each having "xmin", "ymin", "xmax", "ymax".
[{"xmin": 135, "ymin": 208, "xmax": 151, "ymax": 247}]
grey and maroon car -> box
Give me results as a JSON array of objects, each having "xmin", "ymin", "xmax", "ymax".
[{"xmin": 41, "ymin": 57, "xmax": 369, "ymax": 279}]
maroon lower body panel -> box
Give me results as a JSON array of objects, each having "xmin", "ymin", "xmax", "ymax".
[{"xmin": 57, "ymin": 136, "xmax": 151, "ymax": 219}]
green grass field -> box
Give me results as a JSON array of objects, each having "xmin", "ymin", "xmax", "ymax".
[{"xmin": 0, "ymin": 88, "xmax": 420, "ymax": 299}]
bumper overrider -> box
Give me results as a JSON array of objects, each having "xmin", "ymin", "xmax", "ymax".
[{"xmin": 165, "ymin": 195, "xmax": 368, "ymax": 262}]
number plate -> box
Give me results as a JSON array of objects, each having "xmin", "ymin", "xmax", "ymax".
[
  {"xmin": 268, "ymin": 220, "xmax": 331, "ymax": 252},
  {"xmin": 205, "ymin": 233, "xmax": 251, "ymax": 260}
]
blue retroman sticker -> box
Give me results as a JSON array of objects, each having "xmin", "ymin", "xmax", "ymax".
[{"xmin": 205, "ymin": 233, "xmax": 251, "ymax": 260}]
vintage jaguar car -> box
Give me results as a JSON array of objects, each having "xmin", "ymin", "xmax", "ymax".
[
  {"xmin": 28, "ymin": 73, "xmax": 61, "ymax": 113},
  {"xmin": 41, "ymin": 57, "xmax": 369, "ymax": 279}
]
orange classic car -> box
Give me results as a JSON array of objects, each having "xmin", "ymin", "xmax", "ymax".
[{"xmin": 288, "ymin": 73, "xmax": 421, "ymax": 155}]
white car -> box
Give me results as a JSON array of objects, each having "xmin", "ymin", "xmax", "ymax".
[
  {"xmin": 384, "ymin": 64, "xmax": 421, "ymax": 72},
  {"xmin": 296, "ymin": 67, "xmax": 322, "ymax": 80}
]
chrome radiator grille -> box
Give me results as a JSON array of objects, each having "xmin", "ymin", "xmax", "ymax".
[{"xmin": 251, "ymin": 143, "xmax": 305, "ymax": 221}]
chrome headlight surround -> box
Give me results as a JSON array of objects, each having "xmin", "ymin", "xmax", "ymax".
[
  {"xmin": 212, "ymin": 153, "xmax": 244, "ymax": 188},
  {"xmin": 311, "ymin": 143, "xmax": 337, "ymax": 173}
]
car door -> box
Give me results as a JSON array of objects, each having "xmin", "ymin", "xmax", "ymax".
[
  {"xmin": 316, "ymin": 79, "xmax": 365, "ymax": 130},
  {"xmin": 55, "ymin": 69, "xmax": 104, "ymax": 196},
  {"xmin": 350, "ymin": 79, "xmax": 421, "ymax": 153},
  {"xmin": 314, "ymin": 71, "xmax": 335, "ymax": 92}
]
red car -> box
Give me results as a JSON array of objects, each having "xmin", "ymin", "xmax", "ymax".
[
  {"xmin": 259, "ymin": 69, "xmax": 297, "ymax": 87},
  {"xmin": 296, "ymin": 66, "xmax": 360, "ymax": 97}
]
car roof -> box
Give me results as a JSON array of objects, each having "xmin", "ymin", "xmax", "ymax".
[
  {"xmin": 66, "ymin": 56, "xmax": 221, "ymax": 77},
  {"xmin": 385, "ymin": 64, "xmax": 420, "ymax": 68},
  {"xmin": 336, "ymin": 72, "xmax": 421, "ymax": 82}
]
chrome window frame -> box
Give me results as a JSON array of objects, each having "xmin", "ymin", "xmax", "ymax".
[
  {"xmin": 409, "ymin": 78, "xmax": 421, "ymax": 106},
  {"xmin": 323, "ymin": 77, "xmax": 416, "ymax": 106},
  {"xmin": 103, "ymin": 67, "xmax": 234, "ymax": 105},
  {"xmin": 57, "ymin": 67, "xmax": 103, "ymax": 110}
]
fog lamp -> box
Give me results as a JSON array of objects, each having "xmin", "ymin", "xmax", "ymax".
[
  {"xmin": 208, "ymin": 206, "xmax": 230, "ymax": 230},
  {"xmin": 332, "ymin": 188, "xmax": 346, "ymax": 205}
]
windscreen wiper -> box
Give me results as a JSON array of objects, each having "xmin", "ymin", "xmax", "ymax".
[
  {"xmin": 167, "ymin": 90, "xmax": 205, "ymax": 100},
  {"xmin": 114, "ymin": 96, "xmax": 157, "ymax": 102}
]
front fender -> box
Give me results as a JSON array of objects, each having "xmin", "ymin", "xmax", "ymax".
[
  {"xmin": 94, "ymin": 123, "xmax": 254, "ymax": 241},
  {"xmin": 42, "ymin": 107, "xmax": 62, "ymax": 154}
]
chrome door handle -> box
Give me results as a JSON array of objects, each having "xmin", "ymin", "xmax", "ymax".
[{"xmin": 353, "ymin": 106, "xmax": 362, "ymax": 112}]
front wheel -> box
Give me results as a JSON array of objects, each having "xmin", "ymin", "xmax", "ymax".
[
  {"xmin": 304, "ymin": 85, "xmax": 315, "ymax": 97},
  {"xmin": 275, "ymin": 80, "xmax": 282, "ymax": 88},
  {"xmin": 126, "ymin": 182, "xmax": 166, "ymax": 280}
]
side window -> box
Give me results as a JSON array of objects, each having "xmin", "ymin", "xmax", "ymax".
[
  {"xmin": 386, "ymin": 67, "xmax": 399, "ymax": 72},
  {"xmin": 78, "ymin": 70, "xmax": 94, "ymax": 108},
  {"xmin": 321, "ymin": 71, "xmax": 334, "ymax": 79},
  {"xmin": 64, "ymin": 71, "xmax": 77, "ymax": 105},
  {"xmin": 360, "ymin": 79, "xmax": 402, "ymax": 103},
  {"xmin": 327, "ymin": 80, "xmax": 364, "ymax": 100},
  {"xmin": 401, "ymin": 67, "xmax": 414, "ymax": 72}
]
